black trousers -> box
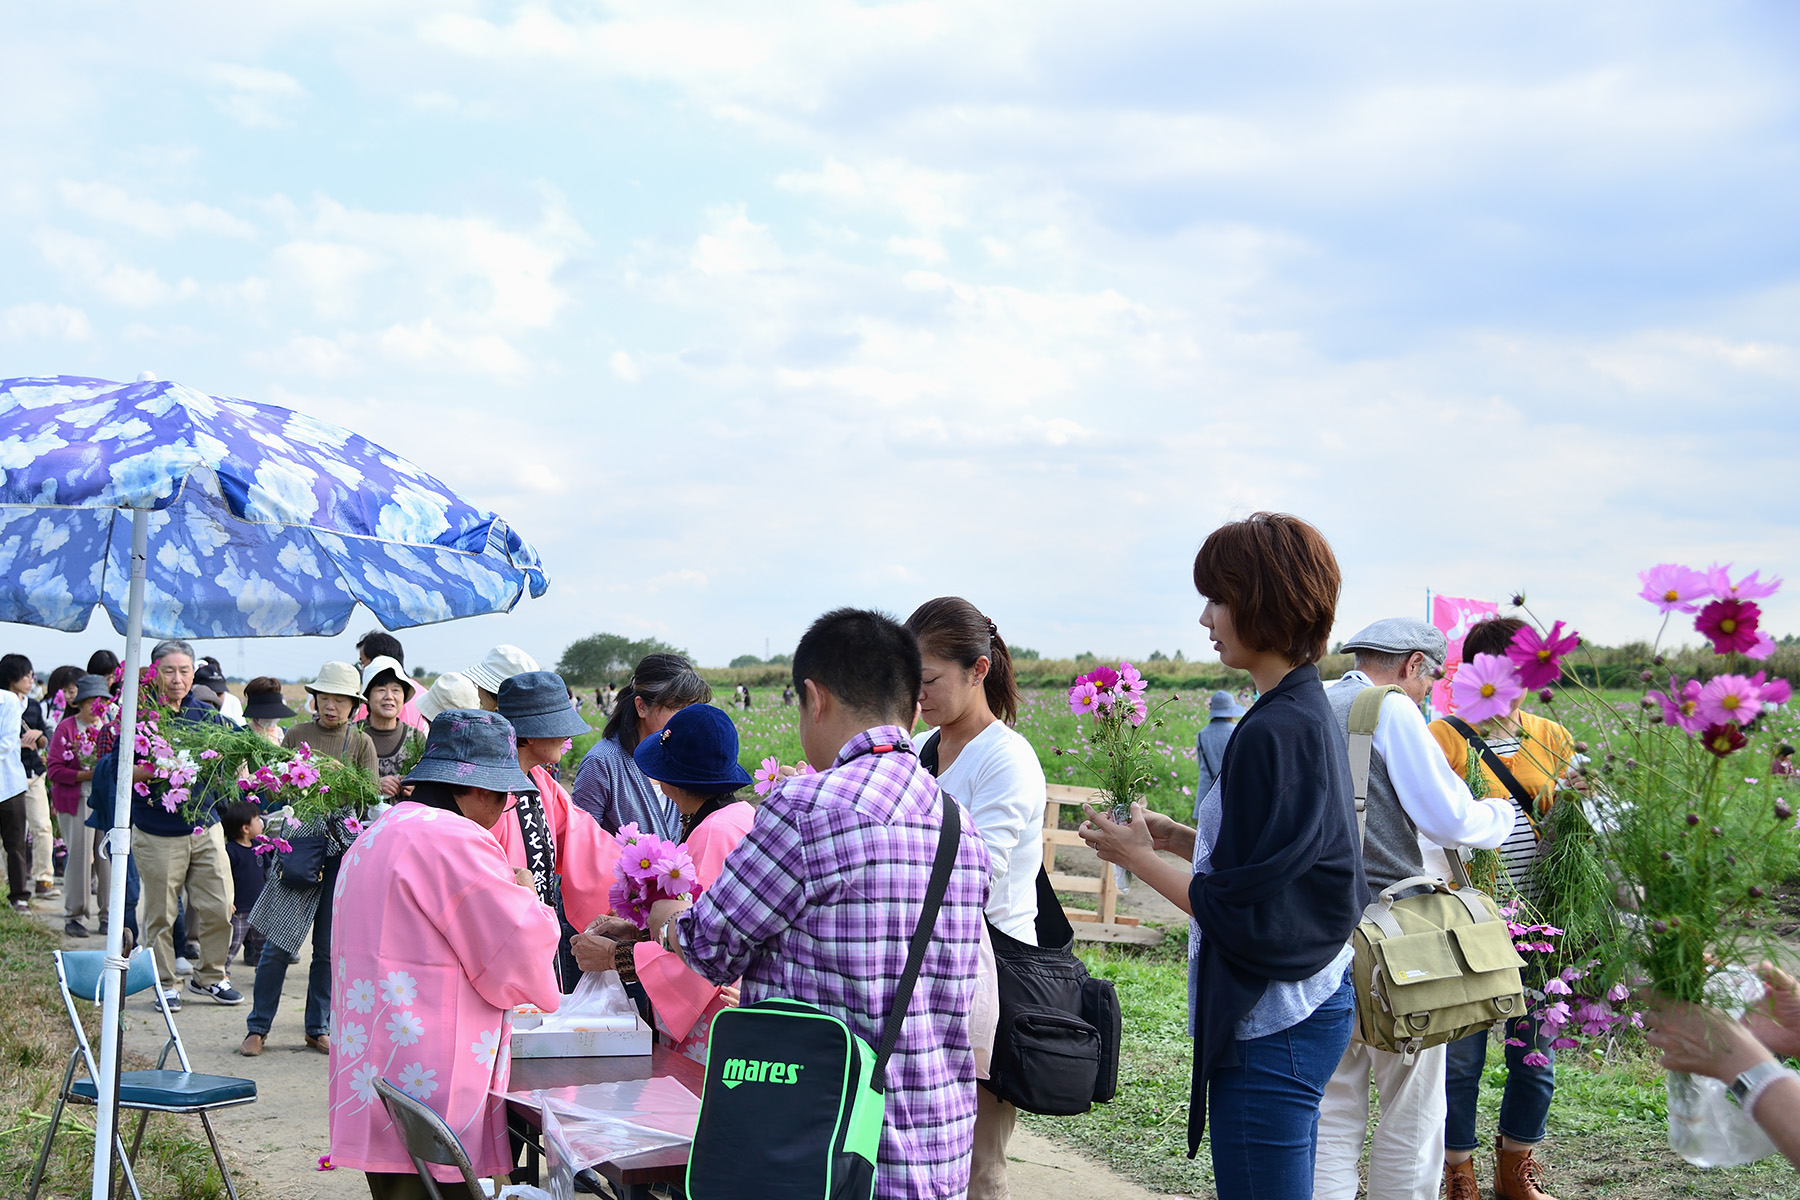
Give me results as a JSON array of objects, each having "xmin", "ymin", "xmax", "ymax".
[
  {"xmin": 364, "ymin": 1172, "xmax": 479, "ymax": 1199},
  {"xmin": 0, "ymin": 792, "xmax": 27, "ymax": 903}
]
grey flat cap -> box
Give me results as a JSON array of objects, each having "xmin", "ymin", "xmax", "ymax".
[{"xmin": 1342, "ymin": 618, "xmax": 1446, "ymax": 666}]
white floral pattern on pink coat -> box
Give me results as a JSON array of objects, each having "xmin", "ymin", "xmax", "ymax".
[{"xmin": 328, "ymin": 801, "xmax": 562, "ymax": 1181}]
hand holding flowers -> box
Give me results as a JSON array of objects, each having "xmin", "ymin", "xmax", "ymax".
[{"xmin": 607, "ymin": 823, "xmax": 698, "ymax": 930}]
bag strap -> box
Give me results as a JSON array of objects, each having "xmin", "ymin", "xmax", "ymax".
[
  {"xmin": 872, "ymin": 792, "xmax": 960, "ymax": 1092},
  {"xmin": 1347, "ymin": 685, "xmax": 1405, "ymax": 826},
  {"xmin": 1443, "ymin": 716, "xmax": 1541, "ymax": 839}
]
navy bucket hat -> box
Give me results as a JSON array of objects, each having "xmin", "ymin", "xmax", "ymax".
[
  {"xmin": 404, "ymin": 709, "xmax": 538, "ymax": 797},
  {"xmin": 496, "ymin": 670, "xmax": 590, "ymax": 740},
  {"xmin": 632, "ymin": 704, "xmax": 754, "ymax": 795}
]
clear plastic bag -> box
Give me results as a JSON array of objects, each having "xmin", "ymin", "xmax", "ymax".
[
  {"xmin": 1666, "ymin": 967, "xmax": 1779, "ymax": 1168},
  {"xmin": 1666, "ymin": 1070, "xmax": 1777, "ymax": 1167}
]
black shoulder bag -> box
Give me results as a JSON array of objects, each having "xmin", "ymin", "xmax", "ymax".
[
  {"xmin": 687, "ymin": 792, "xmax": 960, "ymax": 1200},
  {"xmin": 919, "ymin": 731, "xmax": 1120, "ymax": 1116}
]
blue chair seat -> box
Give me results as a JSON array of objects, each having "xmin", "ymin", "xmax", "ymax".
[{"xmin": 73, "ymin": 1070, "xmax": 257, "ymax": 1109}]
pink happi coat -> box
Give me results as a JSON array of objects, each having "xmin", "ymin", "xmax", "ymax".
[
  {"xmin": 632, "ymin": 801, "xmax": 757, "ymax": 1062},
  {"xmin": 328, "ymin": 801, "xmax": 561, "ymax": 1181},
  {"xmin": 492, "ymin": 764, "xmax": 621, "ymax": 930}
]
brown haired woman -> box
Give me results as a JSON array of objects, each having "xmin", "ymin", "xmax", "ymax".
[
  {"xmin": 569, "ymin": 652, "xmax": 712, "ymax": 840},
  {"xmin": 906, "ymin": 597, "xmax": 1046, "ymax": 1200},
  {"xmin": 1079, "ymin": 512, "xmax": 1364, "ymax": 1200}
]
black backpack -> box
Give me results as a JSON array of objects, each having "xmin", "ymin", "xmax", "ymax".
[{"xmin": 919, "ymin": 732, "xmax": 1121, "ymax": 1116}]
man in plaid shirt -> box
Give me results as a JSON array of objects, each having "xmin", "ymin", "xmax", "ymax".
[{"xmin": 652, "ymin": 608, "xmax": 991, "ymax": 1199}]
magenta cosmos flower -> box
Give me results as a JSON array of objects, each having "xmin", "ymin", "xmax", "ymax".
[
  {"xmin": 1696, "ymin": 674, "xmax": 1762, "ymax": 727},
  {"xmin": 1695, "ymin": 598, "xmax": 1762, "ymax": 655},
  {"xmin": 1069, "ymin": 682, "xmax": 1101, "ymax": 716},
  {"xmin": 1748, "ymin": 631, "xmax": 1777, "ymax": 660},
  {"xmin": 1638, "ymin": 564, "xmax": 1711, "ymax": 614},
  {"xmin": 1451, "ymin": 654, "xmax": 1525, "ymax": 723},
  {"xmin": 1648, "ymin": 679, "xmax": 1706, "ymax": 733},
  {"xmin": 1752, "ymin": 671, "xmax": 1793, "ymax": 707},
  {"xmin": 1706, "ymin": 564, "xmax": 1782, "ymax": 602},
  {"xmin": 1702, "ymin": 723, "xmax": 1748, "ymax": 758},
  {"xmin": 1506, "ymin": 620, "xmax": 1579, "ymax": 690}
]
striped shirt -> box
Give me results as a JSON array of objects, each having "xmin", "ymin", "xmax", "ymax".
[
  {"xmin": 678, "ymin": 726, "xmax": 992, "ymax": 1200},
  {"xmin": 1481, "ymin": 731, "xmax": 1544, "ymax": 902}
]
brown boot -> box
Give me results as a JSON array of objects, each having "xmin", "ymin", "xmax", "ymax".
[
  {"xmin": 239, "ymin": 1033, "xmax": 264, "ymax": 1057},
  {"xmin": 1494, "ymin": 1137, "xmax": 1558, "ymax": 1200},
  {"xmin": 1444, "ymin": 1155, "xmax": 1480, "ymax": 1200}
]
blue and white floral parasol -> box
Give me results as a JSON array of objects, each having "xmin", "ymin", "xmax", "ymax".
[
  {"xmin": 0, "ymin": 374, "xmax": 548, "ymax": 637},
  {"xmin": 0, "ymin": 374, "xmax": 551, "ymax": 1200}
]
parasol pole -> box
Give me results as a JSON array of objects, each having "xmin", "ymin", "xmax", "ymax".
[{"xmin": 91, "ymin": 507, "xmax": 147, "ymax": 1200}]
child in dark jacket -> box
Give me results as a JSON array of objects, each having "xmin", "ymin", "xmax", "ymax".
[{"xmin": 221, "ymin": 803, "xmax": 268, "ymax": 967}]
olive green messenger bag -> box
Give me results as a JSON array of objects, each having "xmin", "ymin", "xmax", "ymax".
[{"xmin": 1345, "ymin": 685, "xmax": 1527, "ymax": 1066}]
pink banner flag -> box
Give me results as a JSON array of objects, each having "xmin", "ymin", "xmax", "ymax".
[{"xmin": 1430, "ymin": 593, "xmax": 1500, "ymax": 715}]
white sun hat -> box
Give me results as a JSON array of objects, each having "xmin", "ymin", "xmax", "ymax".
[
  {"xmin": 417, "ymin": 671, "xmax": 482, "ymax": 723},
  {"xmin": 464, "ymin": 644, "xmax": 538, "ymax": 695},
  {"xmin": 305, "ymin": 661, "xmax": 364, "ymax": 700}
]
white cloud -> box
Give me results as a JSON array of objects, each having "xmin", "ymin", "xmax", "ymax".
[
  {"xmin": 33, "ymin": 228, "xmax": 199, "ymax": 307},
  {"xmin": 609, "ymin": 351, "xmax": 641, "ymax": 382},
  {"xmin": 0, "ymin": 302, "xmax": 92, "ymax": 341},
  {"xmin": 204, "ymin": 62, "xmax": 306, "ymax": 128},
  {"xmin": 58, "ymin": 180, "xmax": 255, "ymax": 239}
]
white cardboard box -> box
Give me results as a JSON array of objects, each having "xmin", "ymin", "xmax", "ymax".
[{"xmin": 510, "ymin": 1013, "xmax": 653, "ymax": 1059}]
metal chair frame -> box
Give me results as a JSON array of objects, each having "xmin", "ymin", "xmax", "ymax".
[
  {"xmin": 374, "ymin": 1076, "xmax": 492, "ymax": 1199},
  {"xmin": 28, "ymin": 948, "xmax": 257, "ymax": 1200}
]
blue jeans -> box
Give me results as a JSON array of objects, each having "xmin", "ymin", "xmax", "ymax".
[
  {"xmin": 1444, "ymin": 1013, "xmax": 1555, "ymax": 1151},
  {"xmin": 1208, "ymin": 972, "xmax": 1355, "ymax": 1200},
  {"xmin": 245, "ymin": 859, "xmax": 338, "ymax": 1039}
]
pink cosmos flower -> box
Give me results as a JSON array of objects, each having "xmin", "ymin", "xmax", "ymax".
[
  {"xmin": 1648, "ymin": 679, "xmax": 1706, "ymax": 733},
  {"xmin": 191, "ymin": 826, "xmax": 206, "ymax": 837},
  {"xmin": 1069, "ymin": 683, "xmax": 1101, "ymax": 716},
  {"xmin": 1127, "ymin": 695, "xmax": 1149, "ymax": 727},
  {"xmin": 753, "ymin": 756, "xmax": 783, "ymax": 797},
  {"xmin": 1695, "ymin": 599, "xmax": 1762, "ymax": 655},
  {"xmin": 658, "ymin": 850, "xmax": 698, "ymax": 893},
  {"xmin": 1638, "ymin": 563, "xmax": 1711, "ymax": 614},
  {"xmin": 1753, "ymin": 672, "xmax": 1793, "ymax": 707},
  {"xmin": 617, "ymin": 822, "xmax": 643, "ymax": 845},
  {"xmin": 793, "ymin": 760, "xmax": 816, "ymax": 775},
  {"xmin": 622, "ymin": 846, "xmax": 664, "ymax": 882},
  {"xmin": 1697, "ymin": 674, "xmax": 1762, "ymax": 727},
  {"xmin": 1543, "ymin": 977, "xmax": 1572, "ymax": 995},
  {"xmin": 1506, "ymin": 621, "xmax": 1579, "ymax": 690},
  {"xmin": 199, "ymin": 749, "xmax": 219, "ymax": 760},
  {"xmin": 1085, "ymin": 666, "xmax": 1121, "ymax": 691},
  {"xmin": 1706, "ymin": 564, "xmax": 1782, "ymax": 601},
  {"xmin": 1119, "ymin": 663, "xmax": 1146, "ymax": 696},
  {"xmin": 1747, "ymin": 631, "xmax": 1777, "ymax": 660},
  {"xmin": 1450, "ymin": 654, "xmax": 1525, "ymax": 723},
  {"xmin": 343, "ymin": 817, "xmax": 364, "ymax": 837}
]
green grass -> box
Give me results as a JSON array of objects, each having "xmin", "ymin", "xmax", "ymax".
[
  {"xmin": 0, "ymin": 913, "xmax": 231, "ymax": 1199},
  {"xmin": 1027, "ymin": 942, "xmax": 1800, "ymax": 1198}
]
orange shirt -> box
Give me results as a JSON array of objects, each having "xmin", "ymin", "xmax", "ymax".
[{"xmin": 1428, "ymin": 709, "xmax": 1574, "ymax": 810}]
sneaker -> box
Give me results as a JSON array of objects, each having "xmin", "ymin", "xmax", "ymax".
[
  {"xmin": 160, "ymin": 988, "xmax": 183, "ymax": 1012},
  {"xmin": 35, "ymin": 881, "xmax": 59, "ymax": 899},
  {"xmin": 64, "ymin": 919, "xmax": 89, "ymax": 938},
  {"xmin": 11, "ymin": 900, "xmax": 28, "ymax": 912},
  {"xmin": 190, "ymin": 979, "xmax": 244, "ymax": 1005},
  {"xmin": 173, "ymin": 956, "xmax": 194, "ymax": 976}
]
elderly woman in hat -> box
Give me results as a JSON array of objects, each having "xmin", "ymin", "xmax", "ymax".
[
  {"xmin": 1194, "ymin": 690, "xmax": 1245, "ymax": 821},
  {"xmin": 358, "ymin": 655, "xmax": 424, "ymax": 799},
  {"xmin": 47, "ymin": 673, "xmax": 114, "ymax": 938},
  {"xmin": 572, "ymin": 703, "xmax": 755, "ymax": 1064},
  {"xmin": 417, "ymin": 671, "xmax": 481, "ymax": 724},
  {"xmin": 242, "ymin": 662, "xmax": 379, "ymax": 1057},
  {"xmin": 494, "ymin": 671, "xmax": 621, "ymax": 989},
  {"xmin": 327, "ymin": 709, "xmax": 562, "ymax": 1200}
]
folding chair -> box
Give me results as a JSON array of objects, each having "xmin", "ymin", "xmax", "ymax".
[
  {"xmin": 29, "ymin": 949, "xmax": 257, "ymax": 1200},
  {"xmin": 375, "ymin": 1076, "xmax": 490, "ymax": 1199}
]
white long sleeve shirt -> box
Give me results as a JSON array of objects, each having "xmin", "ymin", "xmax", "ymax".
[
  {"xmin": 1340, "ymin": 670, "xmax": 1513, "ymax": 879},
  {"xmin": 928, "ymin": 720, "xmax": 1047, "ymax": 944}
]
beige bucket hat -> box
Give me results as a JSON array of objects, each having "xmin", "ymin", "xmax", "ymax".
[{"xmin": 305, "ymin": 661, "xmax": 364, "ymax": 700}]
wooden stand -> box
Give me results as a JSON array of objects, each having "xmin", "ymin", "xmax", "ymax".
[{"xmin": 1041, "ymin": 783, "xmax": 1168, "ymax": 946}]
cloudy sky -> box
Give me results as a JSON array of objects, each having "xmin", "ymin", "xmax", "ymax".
[{"xmin": 2, "ymin": 1, "xmax": 1796, "ymax": 678}]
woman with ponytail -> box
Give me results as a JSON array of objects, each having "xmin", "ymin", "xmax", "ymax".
[
  {"xmin": 570, "ymin": 653, "xmax": 712, "ymax": 841},
  {"xmin": 905, "ymin": 596, "xmax": 1046, "ymax": 1200}
]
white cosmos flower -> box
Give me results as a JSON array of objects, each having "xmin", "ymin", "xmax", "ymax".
[
  {"xmin": 386, "ymin": 1010, "xmax": 425, "ymax": 1047},
  {"xmin": 348, "ymin": 1062, "xmax": 381, "ymax": 1105},
  {"xmin": 397, "ymin": 1061, "xmax": 439, "ymax": 1101},
  {"xmin": 338, "ymin": 1022, "xmax": 368, "ymax": 1059},
  {"xmin": 344, "ymin": 979, "xmax": 377, "ymax": 1014},
  {"xmin": 471, "ymin": 1027, "xmax": 502, "ymax": 1069},
  {"xmin": 379, "ymin": 971, "xmax": 418, "ymax": 1006}
]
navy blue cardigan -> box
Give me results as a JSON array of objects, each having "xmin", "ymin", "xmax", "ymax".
[{"xmin": 1186, "ymin": 663, "xmax": 1365, "ymax": 1153}]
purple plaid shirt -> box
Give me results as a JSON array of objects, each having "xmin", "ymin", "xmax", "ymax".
[{"xmin": 679, "ymin": 726, "xmax": 991, "ymax": 1200}]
